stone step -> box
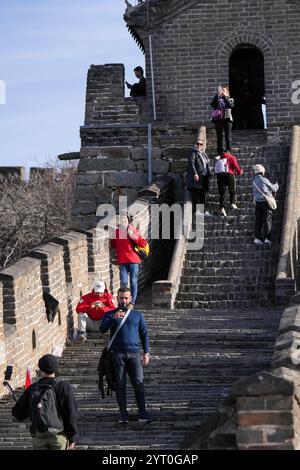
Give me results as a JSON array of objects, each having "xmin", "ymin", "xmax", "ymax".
[{"xmin": 0, "ymin": 304, "xmax": 281, "ymax": 450}]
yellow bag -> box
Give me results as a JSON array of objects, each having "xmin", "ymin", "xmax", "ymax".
[{"xmin": 134, "ymin": 242, "xmax": 150, "ymax": 260}]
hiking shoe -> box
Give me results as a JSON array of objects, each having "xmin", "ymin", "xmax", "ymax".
[
  {"xmin": 138, "ymin": 412, "xmax": 152, "ymax": 423},
  {"xmin": 118, "ymin": 413, "xmax": 129, "ymax": 424},
  {"xmin": 220, "ymin": 208, "xmax": 227, "ymax": 216},
  {"xmin": 73, "ymin": 333, "xmax": 87, "ymax": 343},
  {"xmin": 254, "ymin": 238, "xmax": 264, "ymax": 245},
  {"xmin": 264, "ymin": 239, "xmax": 272, "ymax": 244},
  {"xmin": 231, "ymin": 204, "xmax": 238, "ymax": 209}
]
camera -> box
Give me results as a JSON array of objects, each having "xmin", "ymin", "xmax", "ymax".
[
  {"xmin": 4, "ymin": 365, "xmax": 13, "ymax": 382},
  {"xmin": 119, "ymin": 303, "xmax": 127, "ymax": 312},
  {"xmin": 3, "ymin": 365, "xmax": 17, "ymax": 401}
]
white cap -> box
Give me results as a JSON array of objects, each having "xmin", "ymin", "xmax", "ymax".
[
  {"xmin": 93, "ymin": 281, "xmax": 105, "ymax": 293},
  {"xmin": 253, "ymin": 164, "xmax": 265, "ymax": 175}
]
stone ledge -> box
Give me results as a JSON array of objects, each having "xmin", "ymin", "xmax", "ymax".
[{"xmin": 0, "ymin": 257, "xmax": 41, "ymax": 282}]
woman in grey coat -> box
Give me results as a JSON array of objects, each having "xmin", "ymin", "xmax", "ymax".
[
  {"xmin": 252, "ymin": 164, "xmax": 279, "ymax": 245},
  {"xmin": 186, "ymin": 139, "xmax": 211, "ymax": 215}
]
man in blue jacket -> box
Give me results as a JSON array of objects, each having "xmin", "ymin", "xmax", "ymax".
[{"xmin": 100, "ymin": 287, "xmax": 151, "ymax": 424}]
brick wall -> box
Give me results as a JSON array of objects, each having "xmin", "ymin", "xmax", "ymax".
[
  {"xmin": 125, "ymin": 0, "xmax": 300, "ymax": 127},
  {"xmin": 234, "ymin": 370, "xmax": 300, "ymax": 450},
  {"xmin": 85, "ymin": 64, "xmax": 140, "ymax": 125},
  {"xmin": 73, "ymin": 139, "xmax": 192, "ymax": 229},
  {"xmin": 0, "ymin": 176, "xmax": 175, "ymax": 397}
]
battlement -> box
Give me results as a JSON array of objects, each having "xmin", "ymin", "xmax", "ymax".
[
  {"xmin": 0, "ymin": 176, "xmax": 175, "ymax": 397},
  {"xmin": 84, "ymin": 63, "xmax": 150, "ymax": 126}
]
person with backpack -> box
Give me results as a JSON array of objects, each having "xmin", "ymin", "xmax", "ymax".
[
  {"xmin": 252, "ymin": 164, "xmax": 279, "ymax": 245},
  {"xmin": 215, "ymin": 151, "xmax": 243, "ymax": 216},
  {"xmin": 74, "ymin": 279, "xmax": 115, "ymax": 343},
  {"xmin": 111, "ymin": 213, "xmax": 148, "ymax": 306},
  {"xmin": 12, "ymin": 354, "xmax": 78, "ymax": 450},
  {"xmin": 100, "ymin": 287, "xmax": 151, "ymax": 424},
  {"xmin": 186, "ymin": 139, "xmax": 212, "ymax": 216}
]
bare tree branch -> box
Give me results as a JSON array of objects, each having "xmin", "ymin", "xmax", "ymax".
[{"xmin": 0, "ymin": 161, "xmax": 76, "ymax": 269}]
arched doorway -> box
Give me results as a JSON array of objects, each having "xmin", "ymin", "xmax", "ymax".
[{"xmin": 229, "ymin": 45, "xmax": 266, "ymax": 130}]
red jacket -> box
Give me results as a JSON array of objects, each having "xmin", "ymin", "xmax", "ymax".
[
  {"xmin": 111, "ymin": 224, "xmax": 147, "ymax": 265},
  {"xmin": 76, "ymin": 290, "xmax": 115, "ymax": 321},
  {"xmin": 223, "ymin": 152, "xmax": 243, "ymax": 176}
]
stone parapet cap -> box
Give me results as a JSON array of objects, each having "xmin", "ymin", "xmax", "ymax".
[
  {"xmin": 29, "ymin": 242, "xmax": 64, "ymax": 258},
  {"xmin": 52, "ymin": 231, "xmax": 87, "ymax": 248},
  {"xmin": 0, "ymin": 257, "xmax": 41, "ymax": 281},
  {"xmin": 232, "ymin": 369, "xmax": 298, "ymax": 398}
]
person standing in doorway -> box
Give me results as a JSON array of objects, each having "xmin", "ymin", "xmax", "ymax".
[{"xmin": 211, "ymin": 85, "xmax": 234, "ymax": 156}]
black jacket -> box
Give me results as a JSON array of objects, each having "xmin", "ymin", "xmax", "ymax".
[
  {"xmin": 97, "ymin": 347, "xmax": 116, "ymax": 399},
  {"xmin": 211, "ymin": 94, "xmax": 233, "ymax": 110},
  {"xmin": 12, "ymin": 377, "xmax": 78, "ymax": 443},
  {"xmin": 186, "ymin": 149, "xmax": 211, "ymax": 189}
]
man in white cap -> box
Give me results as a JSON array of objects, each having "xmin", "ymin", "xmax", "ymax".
[
  {"xmin": 252, "ymin": 164, "xmax": 279, "ymax": 245},
  {"xmin": 74, "ymin": 280, "xmax": 115, "ymax": 343}
]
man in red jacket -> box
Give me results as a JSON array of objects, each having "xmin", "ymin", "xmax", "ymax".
[
  {"xmin": 111, "ymin": 214, "xmax": 147, "ymax": 306},
  {"xmin": 74, "ymin": 280, "xmax": 115, "ymax": 343},
  {"xmin": 215, "ymin": 151, "xmax": 243, "ymax": 216}
]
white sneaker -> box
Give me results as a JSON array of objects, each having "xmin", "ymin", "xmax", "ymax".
[
  {"xmin": 195, "ymin": 210, "xmax": 203, "ymax": 216},
  {"xmin": 215, "ymin": 155, "xmax": 221, "ymax": 160},
  {"xmin": 254, "ymin": 238, "xmax": 264, "ymax": 245},
  {"xmin": 204, "ymin": 211, "xmax": 212, "ymax": 217},
  {"xmin": 264, "ymin": 239, "xmax": 272, "ymax": 244},
  {"xmin": 73, "ymin": 333, "xmax": 87, "ymax": 343},
  {"xmin": 231, "ymin": 204, "xmax": 238, "ymax": 209},
  {"xmin": 220, "ymin": 208, "xmax": 227, "ymax": 216}
]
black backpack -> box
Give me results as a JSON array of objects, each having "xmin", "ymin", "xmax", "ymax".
[{"xmin": 29, "ymin": 382, "xmax": 64, "ymax": 434}]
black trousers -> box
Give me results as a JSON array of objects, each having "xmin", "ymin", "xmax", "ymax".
[
  {"xmin": 255, "ymin": 201, "xmax": 273, "ymax": 241},
  {"xmin": 188, "ymin": 188, "xmax": 206, "ymax": 212},
  {"xmin": 188, "ymin": 176, "xmax": 209, "ymax": 211},
  {"xmin": 217, "ymin": 173, "xmax": 236, "ymax": 208},
  {"xmin": 215, "ymin": 119, "xmax": 232, "ymax": 155}
]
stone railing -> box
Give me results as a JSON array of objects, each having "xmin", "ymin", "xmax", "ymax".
[
  {"xmin": 233, "ymin": 301, "xmax": 300, "ymax": 450},
  {"xmin": 183, "ymin": 301, "xmax": 300, "ymax": 450},
  {"xmin": 152, "ymin": 126, "xmax": 206, "ymax": 308},
  {"xmin": 0, "ymin": 176, "xmax": 175, "ymax": 397},
  {"xmin": 275, "ymin": 125, "xmax": 300, "ymax": 305}
]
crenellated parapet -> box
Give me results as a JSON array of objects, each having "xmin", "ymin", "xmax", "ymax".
[{"xmin": 0, "ymin": 176, "xmax": 175, "ymax": 397}]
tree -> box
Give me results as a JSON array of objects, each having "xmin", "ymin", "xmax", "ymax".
[{"xmin": 0, "ymin": 161, "xmax": 76, "ymax": 270}]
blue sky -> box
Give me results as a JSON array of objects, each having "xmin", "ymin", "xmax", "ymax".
[{"xmin": 0, "ymin": 0, "xmax": 143, "ymax": 168}]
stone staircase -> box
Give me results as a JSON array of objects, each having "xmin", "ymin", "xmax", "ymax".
[
  {"xmin": 0, "ymin": 134, "xmax": 288, "ymax": 450},
  {"xmin": 175, "ymin": 139, "xmax": 289, "ymax": 310},
  {"xmin": 0, "ymin": 305, "xmax": 281, "ymax": 450}
]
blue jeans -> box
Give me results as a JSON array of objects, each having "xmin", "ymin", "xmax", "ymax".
[
  {"xmin": 111, "ymin": 352, "xmax": 146, "ymax": 415},
  {"xmin": 119, "ymin": 263, "xmax": 139, "ymax": 304}
]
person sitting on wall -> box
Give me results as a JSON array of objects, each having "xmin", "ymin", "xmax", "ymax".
[
  {"xmin": 74, "ymin": 280, "xmax": 115, "ymax": 343},
  {"xmin": 126, "ymin": 66, "xmax": 146, "ymax": 97}
]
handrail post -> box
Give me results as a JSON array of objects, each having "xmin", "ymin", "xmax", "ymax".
[{"xmin": 147, "ymin": 123, "xmax": 152, "ymax": 184}]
